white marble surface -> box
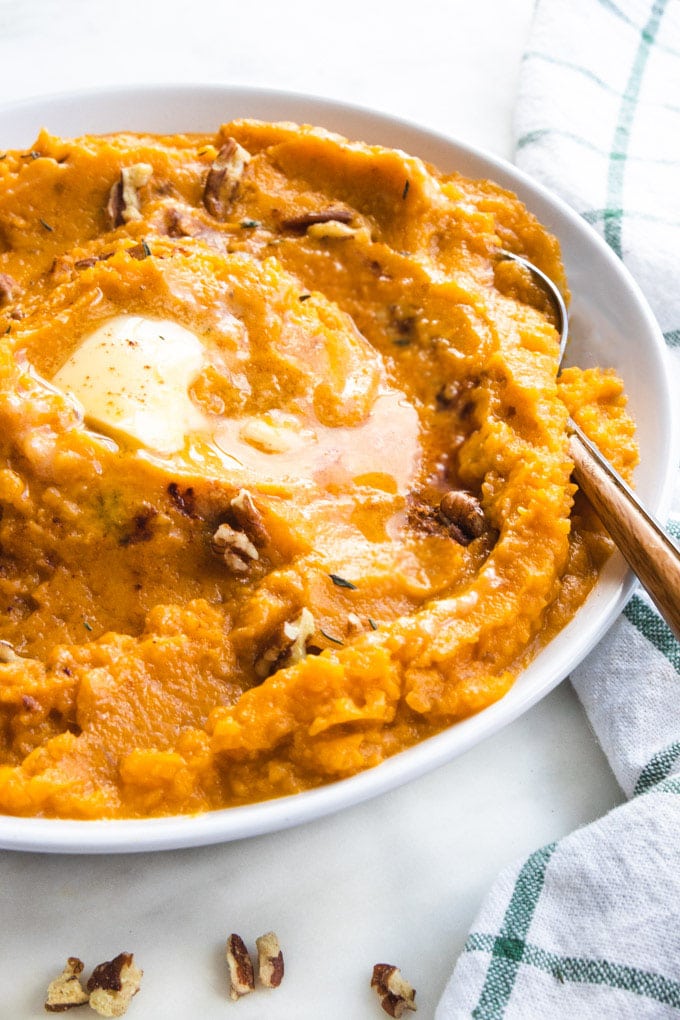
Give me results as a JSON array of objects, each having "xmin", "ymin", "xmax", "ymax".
[{"xmin": 0, "ymin": 2, "xmax": 624, "ymax": 1017}]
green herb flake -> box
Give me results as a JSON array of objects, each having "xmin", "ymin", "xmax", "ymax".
[
  {"xmin": 392, "ymin": 337, "xmax": 411, "ymax": 347},
  {"xmin": 299, "ymin": 293, "xmax": 311, "ymax": 302},
  {"xmin": 141, "ymin": 239, "xmax": 152, "ymax": 258},
  {"xmin": 368, "ymin": 617, "xmax": 379, "ymax": 630},
  {"xmin": 22, "ymin": 151, "xmax": 40, "ymax": 160},
  {"xmin": 402, "ymin": 179, "xmax": 410, "ymax": 200},
  {"xmin": 83, "ymin": 620, "xmax": 93, "ymax": 632},
  {"xmin": 240, "ymin": 218, "xmax": 260, "ymax": 229},
  {"xmin": 329, "ymin": 573, "xmax": 357, "ymax": 590},
  {"xmin": 39, "ymin": 218, "xmax": 54, "ymax": 232},
  {"xmin": 320, "ymin": 629, "xmax": 344, "ymax": 646}
]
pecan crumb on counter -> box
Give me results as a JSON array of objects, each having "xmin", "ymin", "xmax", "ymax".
[
  {"xmin": 226, "ymin": 934, "xmax": 255, "ymax": 1000},
  {"xmin": 371, "ymin": 963, "xmax": 417, "ymax": 1017},
  {"xmin": 256, "ymin": 932, "xmax": 284, "ymax": 989},
  {"xmin": 44, "ymin": 957, "xmax": 89, "ymax": 1013},
  {"xmin": 86, "ymin": 953, "xmax": 143, "ymax": 1018}
]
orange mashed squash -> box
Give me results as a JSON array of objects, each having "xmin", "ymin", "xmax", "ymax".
[{"xmin": 0, "ymin": 121, "xmax": 637, "ymax": 819}]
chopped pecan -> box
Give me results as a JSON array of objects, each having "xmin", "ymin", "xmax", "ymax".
[
  {"xmin": 126, "ymin": 240, "xmax": 151, "ymax": 260},
  {"xmin": 256, "ymin": 931, "xmax": 284, "ymax": 989},
  {"xmin": 86, "ymin": 953, "xmax": 142, "ymax": 1018},
  {"xmin": 435, "ymin": 376, "xmax": 477, "ymax": 418},
  {"xmin": 254, "ymin": 607, "xmax": 315, "ymax": 679},
  {"xmin": 163, "ymin": 204, "xmax": 200, "ymax": 238},
  {"xmin": 106, "ymin": 163, "xmax": 153, "ymax": 228},
  {"xmin": 203, "ymin": 139, "xmax": 251, "ymax": 220},
  {"xmin": 74, "ymin": 252, "xmax": 114, "ymax": 270},
  {"xmin": 438, "ymin": 490, "xmax": 486, "ymax": 545},
  {"xmin": 371, "ymin": 964, "xmax": 417, "ymax": 1017},
  {"xmin": 210, "ymin": 489, "xmax": 268, "ymax": 572},
  {"xmin": 346, "ymin": 612, "xmax": 363, "ymax": 635},
  {"xmin": 226, "ymin": 934, "xmax": 255, "ymax": 1000},
  {"xmin": 307, "ymin": 219, "xmax": 362, "ymax": 240},
  {"xmin": 0, "ymin": 640, "xmax": 19, "ymax": 663},
  {"xmin": 406, "ymin": 496, "xmax": 442, "ymax": 538},
  {"xmin": 167, "ymin": 482, "xmax": 197, "ymax": 517},
  {"xmin": 44, "ymin": 957, "xmax": 89, "ymax": 1012},
  {"xmin": 281, "ymin": 207, "xmax": 353, "ymax": 233},
  {"xmin": 389, "ymin": 304, "xmax": 419, "ymax": 344},
  {"xmin": 211, "ymin": 523, "xmax": 259, "ymax": 573},
  {"xmin": 118, "ymin": 506, "xmax": 158, "ymax": 546},
  {"xmin": 229, "ymin": 489, "xmax": 268, "ymax": 548},
  {"xmin": 0, "ymin": 271, "xmax": 19, "ymax": 306}
]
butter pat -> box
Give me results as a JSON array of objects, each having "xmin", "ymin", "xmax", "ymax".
[{"xmin": 52, "ymin": 315, "xmax": 207, "ymax": 453}]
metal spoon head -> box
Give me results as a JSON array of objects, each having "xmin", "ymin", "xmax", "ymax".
[{"xmin": 497, "ymin": 249, "xmax": 568, "ymax": 363}]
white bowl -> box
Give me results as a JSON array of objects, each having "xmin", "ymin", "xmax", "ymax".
[{"xmin": 0, "ymin": 84, "xmax": 675, "ymax": 853}]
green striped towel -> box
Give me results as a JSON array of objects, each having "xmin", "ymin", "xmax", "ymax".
[{"xmin": 436, "ymin": 1, "xmax": 680, "ymax": 1017}]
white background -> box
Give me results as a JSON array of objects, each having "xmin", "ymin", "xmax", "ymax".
[{"xmin": 0, "ymin": 2, "xmax": 623, "ymax": 1018}]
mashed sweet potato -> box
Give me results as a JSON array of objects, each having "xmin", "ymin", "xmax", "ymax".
[{"xmin": 0, "ymin": 121, "xmax": 636, "ymax": 819}]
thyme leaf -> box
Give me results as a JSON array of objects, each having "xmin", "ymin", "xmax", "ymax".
[
  {"xmin": 320, "ymin": 628, "xmax": 344, "ymax": 646},
  {"xmin": 329, "ymin": 573, "xmax": 357, "ymax": 590}
]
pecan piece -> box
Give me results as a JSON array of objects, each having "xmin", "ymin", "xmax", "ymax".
[
  {"xmin": 281, "ymin": 207, "xmax": 353, "ymax": 233},
  {"xmin": 256, "ymin": 931, "xmax": 284, "ymax": 989},
  {"xmin": 0, "ymin": 640, "xmax": 19, "ymax": 663},
  {"xmin": 211, "ymin": 522, "xmax": 259, "ymax": 573},
  {"xmin": 106, "ymin": 163, "xmax": 153, "ymax": 228},
  {"xmin": 229, "ymin": 489, "xmax": 268, "ymax": 548},
  {"xmin": 371, "ymin": 964, "xmax": 417, "ymax": 1017},
  {"xmin": 44, "ymin": 957, "xmax": 89, "ymax": 1012},
  {"xmin": 226, "ymin": 934, "xmax": 255, "ymax": 1000},
  {"xmin": 163, "ymin": 204, "xmax": 200, "ymax": 238},
  {"xmin": 439, "ymin": 490, "xmax": 486, "ymax": 545},
  {"xmin": 86, "ymin": 952, "xmax": 142, "ymax": 1018},
  {"xmin": 254, "ymin": 607, "xmax": 316, "ymax": 679},
  {"xmin": 74, "ymin": 252, "xmax": 114, "ymax": 270},
  {"xmin": 0, "ymin": 271, "xmax": 19, "ymax": 306},
  {"xmin": 306, "ymin": 219, "xmax": 361, "ymax": 240},
  {"xmin": 203, "ymin": 139, "xmax": 251, "ymax": 220},
  {"xmin": 167, "ymin": 482, "xmax": 197, "ymax": 517},
  {"xmin": 211, "ymin": 489, "xmax": 270, "ymax": 572}
]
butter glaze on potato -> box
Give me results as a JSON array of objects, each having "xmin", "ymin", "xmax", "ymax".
[{"xmin": 0, "ymin": 121, "xmax": 637, "ymax": 819}]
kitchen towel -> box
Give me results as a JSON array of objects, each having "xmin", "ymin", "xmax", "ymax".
[{"xmin": 437, "ymin": 0, "xmax": 680, "ymax": 1016}]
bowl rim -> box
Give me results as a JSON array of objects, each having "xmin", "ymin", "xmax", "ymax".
[{"xmin": 0, "ymin": 82, "xmax": 676, "ymax": 853}]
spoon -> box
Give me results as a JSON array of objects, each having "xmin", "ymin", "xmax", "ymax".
[{"xmin": 499, "ymin": 249, "xmax": 680, "ymax": 641}]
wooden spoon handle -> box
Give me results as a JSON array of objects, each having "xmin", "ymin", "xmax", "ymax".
[{"xmin": 569, "ymin": 421, "xmax": 680, "ymax": 640}]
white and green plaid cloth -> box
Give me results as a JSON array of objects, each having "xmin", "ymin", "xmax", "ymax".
[{"xmin": 437, "ymin": 1, "xmax": 680, "ymax": 1017}]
